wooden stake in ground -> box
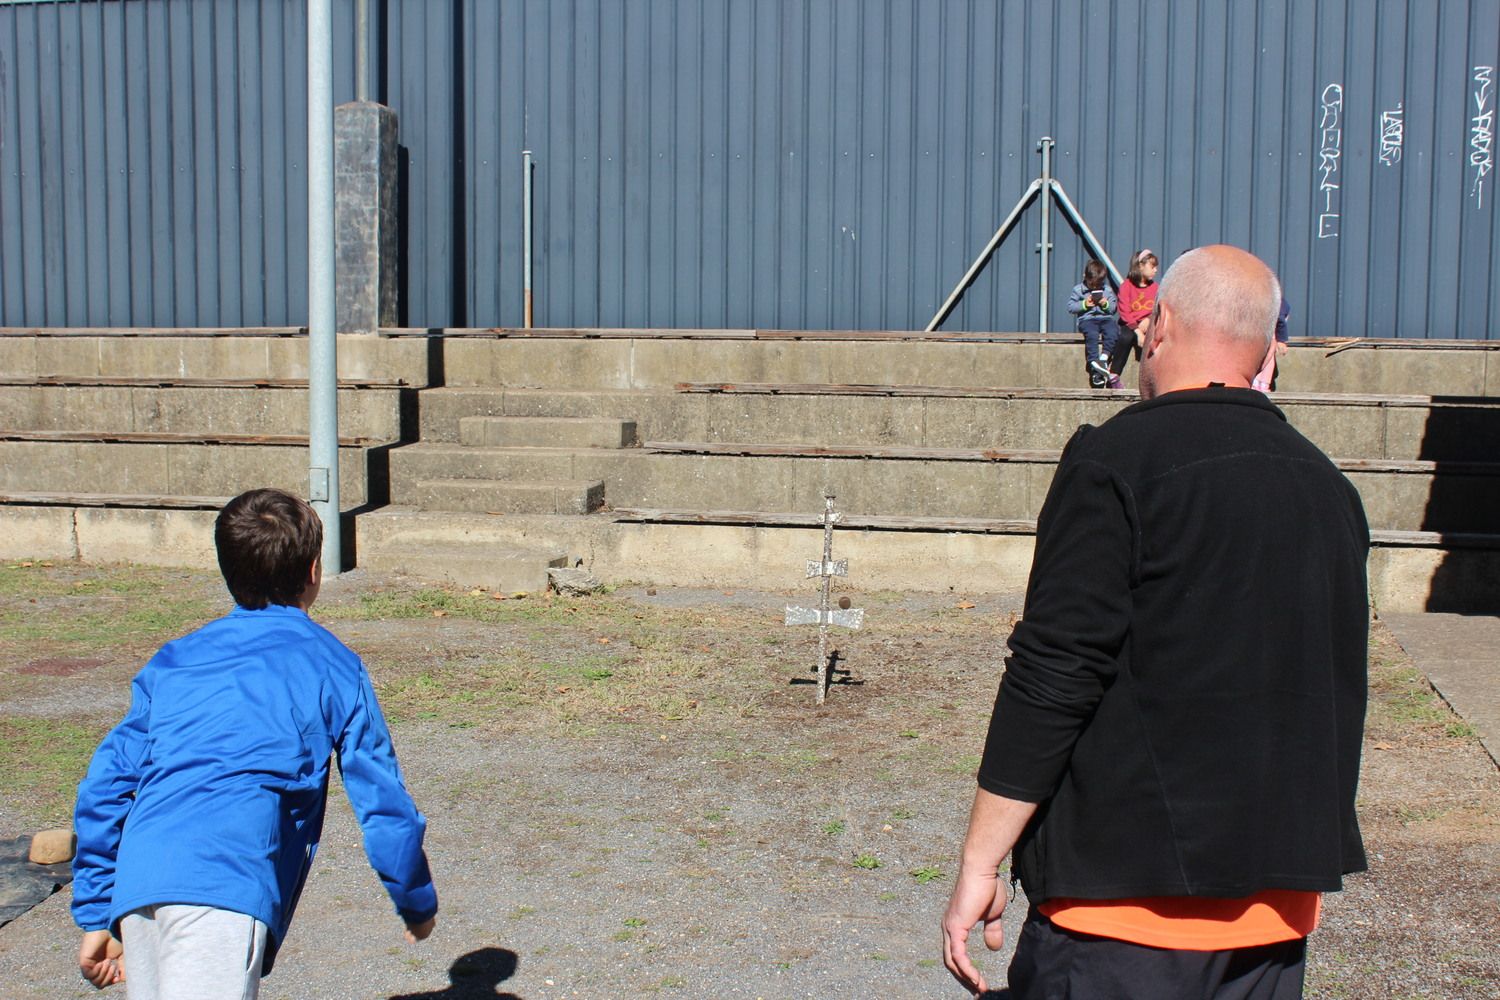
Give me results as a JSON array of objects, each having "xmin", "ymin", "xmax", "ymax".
[{"xmin": 784, "ymin": 494, "xmax": 864, "ymax": 703}]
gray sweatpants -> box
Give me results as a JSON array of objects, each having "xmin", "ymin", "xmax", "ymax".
[{"xmin": 120, "ymin": 904, "xmax": 268, "ymax": 1000}]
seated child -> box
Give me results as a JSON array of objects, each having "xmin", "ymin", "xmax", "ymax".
[
  {"xmin": 1067, "ymin": 259, "xmax": 1117, "ymax": 388},
  {"xmin": 1108, "ymin": 248, "xmax": 1160, "ymax": 387},
  {"xmin": 73, "ymin": 488, "xmax": 437, "ymax": 997}
]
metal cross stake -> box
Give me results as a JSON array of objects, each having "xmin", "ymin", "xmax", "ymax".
[{"xmin": 784, "ymin": 493, "xmax": 864, "ymax": 703}]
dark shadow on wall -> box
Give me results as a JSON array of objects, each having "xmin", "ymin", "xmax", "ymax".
[
  {"xmin": 449, "ymin": 0, "xmax": 468, "ymax": 329},
  {"xmin": 1417, "ymin": 396, "xmax": 1500, "ymax": 612},
  {"xmin": 397, "ymin": 144, "xmax": 411, "ymax": 328},
  {"xmin": 389, "ymin": 946, "xmax": 522, "ymax": 1000}
]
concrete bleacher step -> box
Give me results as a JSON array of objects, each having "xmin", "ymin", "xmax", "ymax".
[
  {"xmin": 412, "ymin": 383, "xmax": 1500, "ymax": 461},
  {"xmin": 399, "ymin": 476, "xmax": 605, "ymax": 514},
  {"xmin": 387, "ymin": 438, "xmax": 1500, "ymax": 532},
  {"xmin": 354, "ymin": 538, "xmax": 570, "ymax": 593},
  {"xmin": 0, "ymin": 328, "xmax": 434, "ymax": 386},
  {"xmin": 0, "ymin": 383, "xmax": 407, "ymax": 439},
  {"xmin": 434, "ymin": 331, "xmax": 1500, "ymax": 396},
  {"xmin": 457, "ymin": 416, "xmax": 637, "ymax": 449},
  {"xmin": 0, "ymin": 439, "xmax": 379, "ymax": 505}
]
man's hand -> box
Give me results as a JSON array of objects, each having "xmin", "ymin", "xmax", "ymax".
[
  {"xmin": 404, "ymin": 916, "xmax": 436, "ymax": 943},
  {"xmin": 1275, "ymin": 340, "xmax": 1289, "ymax": 357},
  {"xmin": 942, "ymin": 864, "xmax": 1008, "ymax": 995},
  {"xmin": 939, "ymin": 789, "xmax": 1039, "ymax": 995},
  {"xmin": 78, "ymin": 930, "xmax": 124, "ymax": 989}
]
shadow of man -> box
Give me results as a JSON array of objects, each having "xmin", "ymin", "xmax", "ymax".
[{"xmin": 389, "ymin": 947, "xmax": 523, "ymax": 1000}]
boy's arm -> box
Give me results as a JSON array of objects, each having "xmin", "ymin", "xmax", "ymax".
[
  {"xmin": 1066, "ymin": 285, "xmax": 1085, "ymax": 315},
  {"xmin": 337, "ymin": 667, "xmax": 438, "ymax": 930},
  {"xmin": 72, "ymin": 673, "xmax": 152, "ymax": 933}
]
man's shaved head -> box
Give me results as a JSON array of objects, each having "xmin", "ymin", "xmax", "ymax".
[
  {"xmin": 1157, "ymin": 245, "xmax": 1282, "ymax": 354},
  {"xmin": 1139, "ymin": 246, "xmax": 1283, "ymax": 398}
]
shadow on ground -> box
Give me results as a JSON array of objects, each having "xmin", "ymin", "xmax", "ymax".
[{"xmin": 390, "ymin": 947, "xmax": 522, "ymax": 1000}]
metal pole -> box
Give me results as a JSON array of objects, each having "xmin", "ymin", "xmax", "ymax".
[
  {"xmin": 925, "ymin": 178, "xmax": 1043, "ymax": 332},
  {"xmin": 523, "ymin": 150, "xmax": 534, "ymax": 328},
  {"xmin": 354, "ymin": 0, "xmax": 369, "ymax": 103},
  {"xmin": 308, "ymin": 0, "xmax": 341, "ymax": 574},
  {"xmin": 1050, "ymin": 180, "xmax": 1123, "ymax": 287},
  {"xmin": 1037, "ymin": 137, "xmax": 1053, "ymax": 334},
  {"xmin": 816, "ymin": 495, "xmax": 836, "ymax": 704}
]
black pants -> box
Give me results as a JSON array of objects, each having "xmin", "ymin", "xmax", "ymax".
[{"xmin": 996, "ymin": 906, "xmax": 1307, "ymax": 1000}]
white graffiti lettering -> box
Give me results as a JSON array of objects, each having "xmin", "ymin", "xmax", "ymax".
[
  {"xmin": 1379, "ymin": 103, "xmax": 1404, "ymax": 166},
  {"xmin": 1472, "ymin": 67, "xmax": 1494, "ymax": 208},
  {"xmin": 1316, "ymin": 84, "xmax": 1343, "ymax": 238}
]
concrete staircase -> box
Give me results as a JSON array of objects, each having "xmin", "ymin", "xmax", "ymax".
[
  {"xmin": 4, "ymin": 328, "xmax": 1500, "ymax": 608},
  {"xmin": 390, "ymin": 415, "xmax": 636, "ymax": 516}
]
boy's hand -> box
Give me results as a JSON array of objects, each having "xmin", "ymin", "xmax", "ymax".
[
  {"xmin": 78, "ymin": 930, "xmax": 124, "ymax": 989},
  {"xmin": 404, "ymin": 917, "xmax": 436, "ymax": 943}
]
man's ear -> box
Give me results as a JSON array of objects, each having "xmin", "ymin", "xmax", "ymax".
[
  {"xmin": 308, "ymin": 556, "xmax": 323, "ymax": 588},
  {"xmin": 1144, "ymin": 302, "xmax": 1170, "ymax": 357}
]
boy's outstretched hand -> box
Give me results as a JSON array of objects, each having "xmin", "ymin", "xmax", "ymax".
[
  {"xmin": 405, "ymin": 917, "xmax": 436, "ymax": 943},
  {"xmin": 78, "ymin": 930, "xmax": 124, "ymax": 989}
]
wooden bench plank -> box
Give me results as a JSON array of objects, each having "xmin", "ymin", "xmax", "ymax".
[
  {"xmin": 642, "ymin": 440, "xmax": 1500, "ymax": 474},
  {"xmin": 0, "ymin": 375, "xmax": 408, "ymax": 389},
  {"xmin": 0, "ymin": 491, "xmax": 228, "ymax": 510},
  {"xmin": 0, "ymin": 430, "xmax": 383, "ymax": 447},
  {"xmin": 610, "ymin": 508, "xmax": 1039, "ymax": 534},
  {"xmin": 673, "ymin": 381, "xmax": 1497, "ymax": 408}
]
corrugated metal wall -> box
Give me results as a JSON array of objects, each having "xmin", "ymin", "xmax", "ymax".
[{"xmin": 2, "ymin": 0, "xmax": 1498, "ymax": 338}]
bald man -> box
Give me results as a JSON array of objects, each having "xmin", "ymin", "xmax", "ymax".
[{"xmin": 941, "ymin": 246, "xmax": 1369, "ymax": 999}]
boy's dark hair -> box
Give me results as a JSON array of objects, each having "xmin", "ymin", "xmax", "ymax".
[
  {"xmin": 215, "ymin": 489, "xmax": 323, "ymax": 609},
  {"xmin": 1082, "ymin": 259, "xmax": 1107, "ymax": 290}
]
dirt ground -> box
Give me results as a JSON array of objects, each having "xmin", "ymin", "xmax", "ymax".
[{"xmin": 0, "ymin": 563, "xmax": 1494, "ymax": 999}]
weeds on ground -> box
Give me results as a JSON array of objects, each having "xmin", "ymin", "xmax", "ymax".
[
  {"xmin": 1367, "ymin": 628, "xmax": 1479, "ymax": 743},
  {"xmin": 0, "ymin": 717, "xmax": 109, "ymax": 826}
]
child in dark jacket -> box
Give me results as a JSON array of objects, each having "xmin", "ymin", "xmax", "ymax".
[
  {"xmin": 73, "ymin": 488, "xmax": 437, "ymax": 996},
  {"xmin": 1067, "ymin": 260, "xmax": 1118, "ymax": 388}
]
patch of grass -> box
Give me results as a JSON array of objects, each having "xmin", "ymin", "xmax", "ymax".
[
  {"xmin": 821, "ymin": 819, "xmax": 846, "ymax": 836},
  {"xmin": 852, "ymin": 852, "xmax": 882, "ymax": 870},
  {"xmin": 944, "ymin": 753, "xmax": 983, "ymax": 776},
  {"xmin": 622, "ymin": 917, "xmax": 648, "ymax": 928},
  {"xmin": 910, "ymin": 866, "xmax": 945, "ymax": 884},
  {"xmin": 0, "ymin": 717, "xmax": 110, "ymax": 826},
  {"xmin": 890, "ymin": 807, "xmax": 916, "ymax": 821},
  {"xmin": 1368, "ymin": 655, "xmax": 1477, "ymax": 742}
]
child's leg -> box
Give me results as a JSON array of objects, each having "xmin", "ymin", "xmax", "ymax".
[
  {"xmin": 122, "ymin": 904, "xmax": 268, "ymax": 1000},
  {"xmin": 1080, "ymin": 317, "xmax": 1109, "ymax": 387},
  {"xmin": 1106, "ymin": 320, "xmax": 1132, "ymax": 376}
]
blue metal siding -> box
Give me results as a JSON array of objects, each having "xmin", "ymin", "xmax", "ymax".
[{"xmin": 2, "ymin": 0, "xmax": 1500, "ymax": 337}]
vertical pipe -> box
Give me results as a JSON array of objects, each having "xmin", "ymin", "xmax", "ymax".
[
  {"xmin": 355, "ymin": 0, "xmax": 369, "ymax": 103},
  {"xmin": 1038, "ymin": 137, "xmax": 1053, "ymax": 334},
  {"xmin": 523, "ymin": 149, "xmax": 534, "ymax": 328},
  {"xmin": 308, "ymin": 0, "xmax": 341, "ymax": 573}
]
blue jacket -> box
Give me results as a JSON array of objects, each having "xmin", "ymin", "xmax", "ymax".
[
  {"xmin": 1067, "ymin": 282, "xmax": 1117, "ymax": 319},
  {"xmin": 72, "ymin": 604, "xmax": 437, "ymax": 973}
]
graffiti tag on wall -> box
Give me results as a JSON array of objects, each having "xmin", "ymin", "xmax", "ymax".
[
  {"xmin": 1472, "ymin": 67, "xmax": 1495, "ymax": 209},
  {"xmin": 1316, "ymin": 83, "xmax": 1343, "ymax": 239},
  {"xmin": 1379, "ymin": 103, "xmax": 1404, "ymax": 166}
]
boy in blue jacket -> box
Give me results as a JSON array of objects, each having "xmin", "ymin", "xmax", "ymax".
[{"xmin": 72, "ymin": 488, "xmax": 437, "ymax": 996}]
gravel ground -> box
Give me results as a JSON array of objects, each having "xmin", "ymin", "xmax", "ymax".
[{"xmin": 0, "ymin": 566, "xmax": 1494, "ymax": 998}]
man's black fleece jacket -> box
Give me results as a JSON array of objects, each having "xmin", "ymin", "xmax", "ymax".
[{"xmin": 979, "ymin": 387, "xmax": 1369, "ymax": 902}]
